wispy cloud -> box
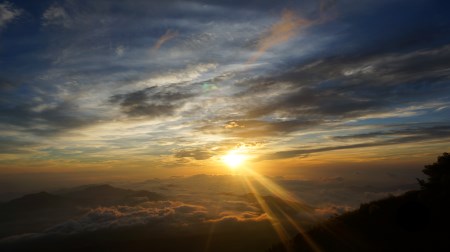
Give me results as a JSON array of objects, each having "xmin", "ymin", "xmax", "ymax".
[
  {"xmin": 247, "ymin": 0, "xmax": 338, "ymax": 63},
  {"xmin": 42, "ymin": 4, "xmax": 72, "ymax": 28},
  {"xmin": 248, "ymin": 10, "xmax": 312, "ymax": 63},
  {"xmin": 115, "ymin": 45, "xmax": 125, "ymax": 56},
  {"xmin": 0, "ymin": 1, "xmax": 21, "ymax": 29},
  {"xmin": 261, "ymin": 125, "xmax": 450, "ymax": 160},
  {"xmin": 319, "ymin": 0, "xmax": 337, "ymax": 20},
  {"xmin": 151, "ymin": 29, "xmax": 179, "ymax": 51}
]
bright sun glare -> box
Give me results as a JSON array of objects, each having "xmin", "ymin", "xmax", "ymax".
[{"xmin": 222, "ymin": 151, "xmax": 247, "ymax": 169}]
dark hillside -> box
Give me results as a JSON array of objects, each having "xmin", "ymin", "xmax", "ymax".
[{"xmin": 268, "ymin": 153, "xmax": 450, "ymax": 252}]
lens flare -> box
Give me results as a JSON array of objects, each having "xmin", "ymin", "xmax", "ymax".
[{"xmin": 222, "ymin": 151, "xmax": 246, "ymax": 169}]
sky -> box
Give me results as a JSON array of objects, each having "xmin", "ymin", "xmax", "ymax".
[{"xmin": 1, "ymin": 0, "xmax": 450, "ymax": 191}]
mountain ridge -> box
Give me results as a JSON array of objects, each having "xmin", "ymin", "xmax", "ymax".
[{"xmin": 0, "ymin": 184, "xmax": 164, "ymax": 239}]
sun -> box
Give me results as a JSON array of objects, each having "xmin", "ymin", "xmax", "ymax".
[{"xmin": 222, "ymin": 151, "xmax": 247, "ymax": 169}]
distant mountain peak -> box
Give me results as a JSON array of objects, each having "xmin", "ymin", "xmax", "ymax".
[
  {"xmin": 11, "ymin": 191, "xmax": 59, "ymax": 202},
  {"xmin": 82, "ymin": 184, "xmax": 117, "ymax": 191},
  {"xmin": 6, "ymin": 191, "xmax": 65, "ymax": 210}
]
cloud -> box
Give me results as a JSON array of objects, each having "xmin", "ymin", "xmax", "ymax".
[
  {"xmin": 0, "ymin": 0, "xmax": 449, "ymax": 176},
  {"xmin": 261, "ymin": 125, "xmax": 450, "ymax": 160},
  {"xmin": 133, "ymin": 63, "xmax": 217, "ymax": 87},
  {"xmin": 0, "ymin": 1, "xmax": 21, "ymax": 29},
  {"xmin": 0, "ymin": 136, "xmax": 37, "ymax": 154},
  {"xmin": 248, "ymin": 10, "xmax": 312, "ymax": 63},
  {"xmin": 174, "ymin": 148, "xmax": 213, "ymax": 160},
  {"xmin": 151, "ymin": 29, "xmax": 179, "ymax": 51},
  {"xmin": 0, "ymin": 174, "xmax": 421, "ymax": 246},
  {"xmin": 0, "ymin": 100, "xmax": 102, "ymax": 136},
  {"xmin": 314, "ymin": 204, "xmax": 352, "ymax": 218},
  {"xmin": 91, "ymin": 202, "xmax": 200, "ymax": 230},
  {"xmin": 319, "ymin": 0, "xmax": 337, "ymax": 20},
  {"xmin": 231, "ymin": 45, "xmax": 450, "ymax": 129},
  {"xmin": 224, "ymin": 121, "xmax": 243, "ymax": 129},
  {"xmin": 0, "ymin": 200, "xmax": 209, "ymax": 243},
  {"xmin": 200, "ymin": 119, "xmax": 322, "ymax": 138},
  {"xmin": 115, "ymin": 45, "xmax": 125, "ymax": 56},
  {"xmin": 109, "ymin": 86, "xmax": 196, "ymax": 118},
  {"xmin": 42, "ymin": 4, "xmax": 72, "ymax": 28},
  {"xmin": 248, "ymin": 87, "xmax": 381, "ymax": 118},
  {"xmin": 0, "ymin": 196, "xmax": 272, "ymax": 243},
  {"xmin": 218, "ymin": 200, "xmax": 261, "ymax": 212},
  {"xmin": 43, "ymin": 201, "xmax": 208, "ymax": 234},
  {"xmin": 207, "ymin": 211, "xmax": 267, "ymax": 223},
  {"xmin": 331, "ymin": 125, "xmax": 450, "ymax": 141}
]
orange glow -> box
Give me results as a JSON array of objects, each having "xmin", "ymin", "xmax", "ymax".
[
  {"xmin": 248, "ymin": 10, "xmax": 312, "ymax": 63},
  {"xmin": 222, "ymin": 150, "xmax": 247, "ymax": 169}
]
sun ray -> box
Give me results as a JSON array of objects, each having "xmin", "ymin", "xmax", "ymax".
[
  {"xmin": 275, "ymin": 204, "xmax": 323, "ymax": 252},
  {"xmin": 237, "ymin": 167, "xmax": 325, "ymax": 252},
  {"xmin": 241, "ymin": 176, "xmax": 293, "ymax": 251}
]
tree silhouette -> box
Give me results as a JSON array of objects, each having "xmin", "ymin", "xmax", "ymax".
[{"xmin": 417, "ymin": 152, "xmax": 450, "ymax": 197}]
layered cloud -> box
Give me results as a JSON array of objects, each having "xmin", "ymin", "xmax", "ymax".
[
  {"xmin": 109, "ymin": 85, "xmax": 196, "ymax": 118},
  {"xmin": 262, "ymin": 125, "xmax": 450, "ymax": 160},
  {"xmin": 0, "ymin": 0, "xmax": 449, "ymax": 177},
  {"xmin": 44, "ymin": 201, "xmax": 209, "ymax": 235}
]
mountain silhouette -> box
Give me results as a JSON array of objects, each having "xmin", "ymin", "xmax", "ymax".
[
  {"xmin": 0, "ymin": 184, "xmax": 163, "ymax": 239},
  {"xmin": 63, "ymin": 184, "xmax": 164, "ymax": 206},
  {"xmin": 7, "ymin": 191, "xmax": 67, "ymax": 209}
]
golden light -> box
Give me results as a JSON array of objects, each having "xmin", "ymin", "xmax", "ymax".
[{"xmin": 222, "ymin": 151, "xmax": 247, "ymax": 169}]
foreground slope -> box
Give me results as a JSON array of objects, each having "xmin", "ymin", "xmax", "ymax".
[{"xmin": 268, "ymin": 153, "xmax": 450, "ymax": 252}]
